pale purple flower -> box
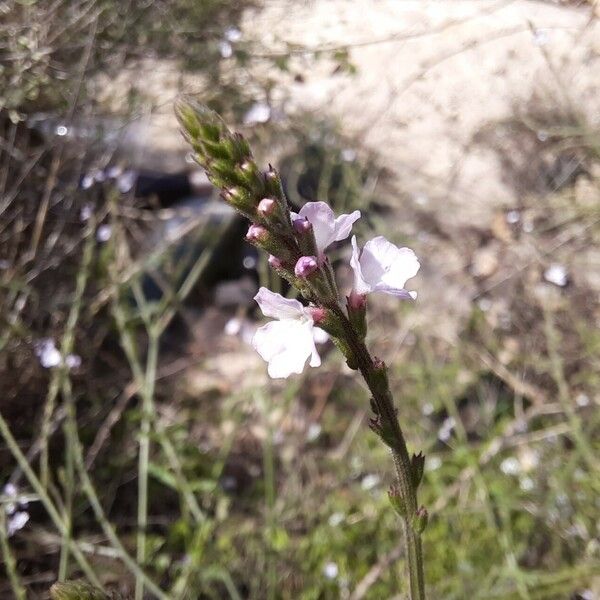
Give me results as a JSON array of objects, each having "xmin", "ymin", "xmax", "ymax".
[
  {"xmin": 2, "ymin": 483, "xmax": 30, "ymax": 537},
  {"xmin": 225, "ymin": 27, "xmax": 242, "ymax": 42},
  {"xmin": 7, "ymin": 511, "xmax": 29, "ymax": 536},
  {"xmin": 252, "ymin": 287, "xmax": 325, "ymax": 379},
  {"xmin": 219, "ymin": 40, "xmax": 233, "ymax": 58},
  {"xmin": 96, "ymin": 224, "xmax": 112, "ymax": 242},
  {"xmin": 34, "ymin": 338, "xmax": 61, "ymax": 368},
  {"xmin": 294, "ymin": 256, "xmax": 318, "ymax": 278},
  {"xmin": 292, "ymin": 201, "xmax": 360, "ymax": 257},
  {"xmin": 65, "ymin": 354, "xmax": 82, "ymax": 369},
  {"xmin": 117, "ymin": 170, "xmax": 136, "ymax": 194},
  {"xmin": 246, "ymin": 224, "xmax": 268, "ymax": 242},
  {"xmin": 257, "ymin": 198, "xmax": 276, "ymax": 216},
  {"xmin": 350, "ymin": 235, "xmax": 419, "ymax": 299}
]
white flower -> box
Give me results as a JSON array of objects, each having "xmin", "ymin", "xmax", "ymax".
[
  {"xmin": 7, "ymin": 511, "xmax": 29, "ymax": 536},
  {"xmin": 350, "ymin": 235, "xmax": 419, "ymax": 299},
  {"xmin": 293, "ymin": 201, "xmax": 360, "ymax": 257},
  {"xmin": 243, "ymin": 102, "xmax": 271, "ymax": 125},
  {"xmin": 252, "ymin": 287, "xmax": 324, "ymax": 379}
]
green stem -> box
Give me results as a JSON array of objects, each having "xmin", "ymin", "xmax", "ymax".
[
  {"xmin": 333, "ymin": 305, "xmax": 426, "ymax": 599},
  {"xmin": 0, "ymin": 505, "xmax": 27, "ymax": 600},
  {"xmin": 60, "ymin": 378, "xmax": 168, "ymax": 600},
  {"xmin": 135, "ymin": 330, "xmax": 159, "ymax": 600},
  {"xmin": 0, "ymin": 410, "xmax": 102, "ymax": 587}
]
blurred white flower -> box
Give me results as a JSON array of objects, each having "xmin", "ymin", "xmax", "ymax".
[
  {"xmin": 80, "ymin": 203, "xmax": 93, "ymax": 222},
  {"xmin": 96, "ymin": 224, "xmax": 112, "ymax": 242},
  {"xmin": 500, "ymin": 456, "xmax": 521, "ymax": 475},
  {"xmin": 328, "ymin": 512, "xmax": 345, "ymax": 527},
  {"xmin": 437, "ymin": 416, "xmax": 455, "ymax": 442},
  {"xmin": 243, "ymin": 102, "xmax": 271, "ymax": 125},
  {"xmin": 341, "ymin": 148, "xmax": 356, "ymax": 162},
  {"xmin": 7, "ymin": 511, "xmax": 29, "ymax": 536},
  {"xmin": 34, "ymin": 338, "xmax": 61, "ymax": 368},
  {"xmin": 519, "ymin": 476, "xmax": 534, "ymax": 492},
  {"xmin": 350, "ymin": 235, "xmax": 419, "ymax": 299},
  {"xmin": 505, "ymin": 210, "xmax": 520, "ymax": 224},
  {"xmin": 218, "ymin": 40, "xmax": 233, "ymax": 58},
  {"xmin": 361, "ymin": 473, "xmax": 381, "ymax": 491},
  {"xmin": 544, "ymin": 264, "xmax": 568, "ymax": 287},
  {"xmin": 323, "ymin": 562, "xmax": 339, "ymax": 580},
  {"xmin": 65, "ymin": 354, "xmax": 82, "ymax": 369},
  {"xmin": 3, "ymin": 483, "xmax": 17, "ymax": 515},
  {"xmin": 306, "ymin": 422, "xmax": 322, "ymax": 441},
  {"xmin": 224, "ymin": 317, "xmax": 242, "ymax": 336},
  {"xmin": 252, "ymin": 287, "xmax": 324, "ymax": 378},
  {"xmin": 426, "ymin": 456, "xmax": 442, "ymax": 471},
  {"xmin": 224, "ymin": 27, "xmax": 242, "ymax": 42},
  {"xmin": 106, "ymin": 165, "xmax": 121, "ymax": 179},
  {"xmin": 292, "ymin": 201, "xmax": 360, "ymax": 258},
  {"xmin": 421, "ymin": 402, "xmax": 434, "ymax": 416},
  {"xmin": 2, "ymin": 483, "xmax": 30, "ymax": 537},
  {"xmin": 55, "ymin": 125, "xmax": 68, "ymax": 136},
  {"xmin": 117, "ymin": 170, "xmax": 136, "ymax": 194},
  {"xmin": 81, "ymin": 174, "xmax": 94, "ymax": 190}
]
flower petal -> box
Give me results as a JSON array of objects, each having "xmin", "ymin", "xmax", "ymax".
[
  {"xmin": 299, "ymin": 201, "xmax": 336, "ymax": 254},
  {"xmin": 350, "ymin": 236, "xmax": 372, "ymax": 295},
  {"xmin": 333, "ymin": 210, "xmax": 361, "ymax": 242},
  {"xmin": 254, "ymin": 287, "xmax": 305, "ymax": 320},
  {"xmin": 362, "ymin": 236, "xmax": 420, "ymax": 290},
  {"xmin": 252, "ymin": 319, "xmax": 317, "ymax": 378}
]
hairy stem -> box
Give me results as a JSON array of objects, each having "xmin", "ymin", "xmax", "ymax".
[{"xmin": 332, "ymin": 305, "xmax": 426, "ymax": 599}]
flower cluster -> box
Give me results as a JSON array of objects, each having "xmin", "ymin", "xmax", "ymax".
[
  {"xmin": 175, "ymin": 98, "xmax": 420, "ymax": 378},
  {"xmin": 176, "ymin": 100, "xmax": 429, "ymax": 593}
]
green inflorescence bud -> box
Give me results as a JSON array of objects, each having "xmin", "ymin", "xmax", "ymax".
[
  {"xmin": 412, "ymin": 506, "xmax": 429, "ymax": 534},
  {"xmin": 388, "ymin": 484, "xmax": 407, "ymax": 517},
  {"xmin": 368, "ymin": 414, "xmax": 397, "ymax": 449},
  {"xmin": 411, "ymin": 452, "xmax": 426, "ymax": 489}
]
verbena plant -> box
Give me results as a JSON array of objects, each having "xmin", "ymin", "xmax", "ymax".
[{"xmin": 175, "ymin": 97, "xmax": 428, "ymax": 599}]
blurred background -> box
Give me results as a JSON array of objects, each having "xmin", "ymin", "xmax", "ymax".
[{"xmin": 1, "ymin": 1, "xmax": 600, "ymax": 598}]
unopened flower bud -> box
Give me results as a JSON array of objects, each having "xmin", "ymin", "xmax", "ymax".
[
  {"xmin": 411, "ymin": 452, "xmax": 426, "ymax": 489},
  {"xmin": 307, "ymin": 306, "xmax": 327, "ymax": 324},
  {"xmin": 412, "ymin": 506, "xmax": 429, "ymax": 534},
  {"xmin": 294, "ymin": 256, "xmax": 318, "ymax": 278},
  {"xmin": 246, "ymin": 224, "xmax": 268, "ymax": 243},
  {"xmin": 388, "ymin": 484, "xmax": 407, "ymax": 517},
  {"xmin": 347, "ymin": 290, "xmax": 367, "ymax": 338},
  {"xmin": 348, "ymin": 290, "xmax": 367, "ymax": 310},
  {"xmin": 258, "ymin": 198, "xmax": 276, "ymax": 217},
  {"xmin": 293, "ymin": 217, "xmax": 312, "ymax": 234},
  {"xmin": 268, "ymin": 255, "xmax": 283, "ymax": 269}
]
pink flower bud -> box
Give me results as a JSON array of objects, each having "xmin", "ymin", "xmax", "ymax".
[
  {"xmin": 307, "ymin": 306, "xmax": 327, "ymax": 324},
  {"xmin": 293, "ymin": 217, "xmax": 312, "ymax": 234},
  {"xmin": 246, "ymin": 224, "xmax": 268, "ymax": 242},
  {"xmin": 258, "ymin": 198, "xmax": 276, "ymax": 216},
  {"xmin": 348, "ymin": 289, "xmax": 367, "ymax": 310},
  {"xmin": 268, "ymin": 255, "xmax": 283, "ymax": 269},
  {"xmin": 294, "ymin": 256, "xmax": 318, "ymax": 278}
]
